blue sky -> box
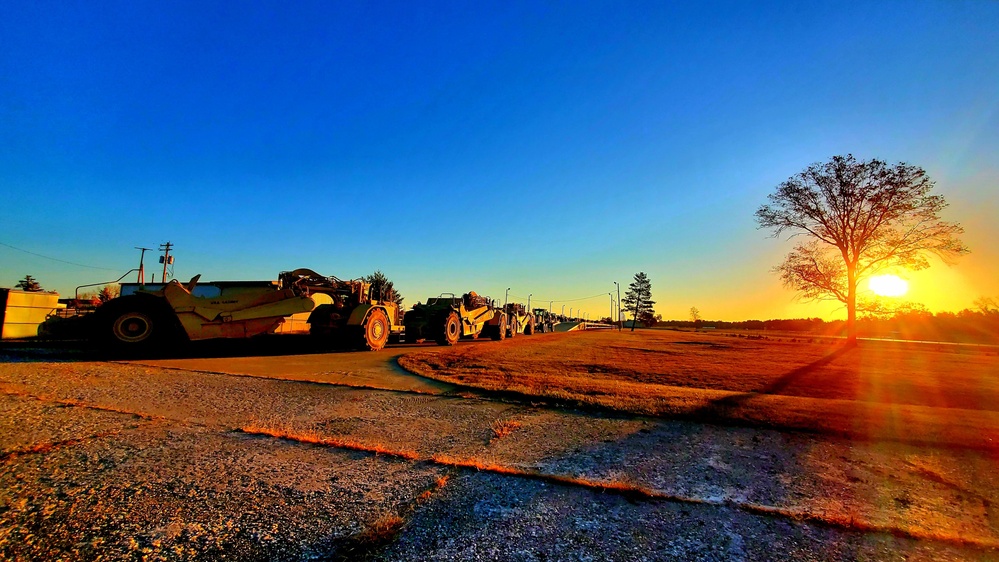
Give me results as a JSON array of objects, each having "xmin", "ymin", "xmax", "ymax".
[{"xmin": 2, "ymin": 1, "xmax": 997, "ymax": 320}]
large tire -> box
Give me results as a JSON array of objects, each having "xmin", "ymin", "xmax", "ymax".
[
  {"xmin": 524, "ymin": 318, "xmax": 535, "ymax": 335},
  {"xmin": 508, "ymin": 317, "xmax": 518, "ymax": 339},
  {"xmin": 436, "ymin": 311, "xmax": 461, "ymax": 346},
  {"xmin": 98, "ymin": 296, "xmax": 177, "ymax": 355},
  {"xmin": 490, "ymin": 314, "xmax": 506, "ymax": 341},
  {"xmin": 357, "ymin": 308, "xmax": 390, "ymax": 351}
]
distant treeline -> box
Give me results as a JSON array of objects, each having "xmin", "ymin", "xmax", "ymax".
[{"xmin": 658, "ymin": 309, "xmax": 999, "ymax": 345}]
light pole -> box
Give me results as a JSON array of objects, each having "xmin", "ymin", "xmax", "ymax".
[
  {"xmin": 569, "ymin": 307, "xmax": 573, "ymax": 320},
  {"xmin": 505, "ymin": 288, "xmax": 510, "ymax": 309},
  {"xmin": 613, "ymin": 281, "xmax": 621, "ymax": 330},
  {"xmin": 135, "ymin": 247, "xmax": 152, "ymax": 284},
  {"xmin": 528, "ymin": 293, "xmax": 532, "ymax": 311},
  {"xmin": 561, "ymin": 304, "xmax": 565, "ymax": 317},
  {"xmin": 549, "ymin": 301, "xmax": 553, "ymax": 313},
  {"xmin": 608, "ymin": 293, "xmax": 613, "ymax": 324}
]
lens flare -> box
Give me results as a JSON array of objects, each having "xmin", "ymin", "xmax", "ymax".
[{"xmin": 869, "ymin": 275, "xmax": 909, "ymax": 297}]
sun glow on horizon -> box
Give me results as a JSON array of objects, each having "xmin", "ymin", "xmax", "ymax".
[{"xmin": 869, "ymin": 274, "xmax": 909, "ymax": 297}]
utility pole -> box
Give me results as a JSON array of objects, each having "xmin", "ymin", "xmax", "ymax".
[
  {"xmin": 608, "ymin": 293, "xmax": 613, "ymax": 324},
  {"xmin": 527, "ymin": 294, "xmax": 532, "ymax": 311},
  {"xmin": 159, "ymin": 242, "xmax": 174, "ymax": 282},
  {"xmin": 614, "ymin": 281, "xmax": 621, "ymax": 330},
  {"xmin": 135, "ymin": 247, "xmax": 152, "ymax": 284}
]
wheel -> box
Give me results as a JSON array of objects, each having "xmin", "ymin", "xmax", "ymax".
[
  {"xmin": 357, "ymin": 309, "xmax": 390, "ymax": 351},
  {"xmin": 524, "ymin": 318, "xmax": 535, "ymax": 335},
  {"xmin": 490, "ymin": 314, "xmax": 506, "ymax": 341},
  {"xmin": 508, "ymin": 317, "xmax": 518, "ymax": 339},
  {"xmin": 112, "ymin": 310, "xmax": 156, "ymax": 344},
  {"xmin": 98, "ymin": 296, "xmax": 177, "ymax": 355},
  {"xmin": 435, "ymin": 311, "xmax": 461, "ymax": 346}
]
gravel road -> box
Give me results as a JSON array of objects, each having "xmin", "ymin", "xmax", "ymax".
[{"xmin": 1, "ymin": 341, "xmax": 997, "ymax": 561}]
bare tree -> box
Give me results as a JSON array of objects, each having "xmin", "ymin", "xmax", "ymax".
[
  {"xmin": 974, "ymin": 296, "xmax": 998, "ymax": 314},
  {"xmin": 756, "ymin": 155, "xmax": 967, "ymax": 344},
  {"xmin": 689, "ymin": 307, "xmax": 701, "ymax": 323}
]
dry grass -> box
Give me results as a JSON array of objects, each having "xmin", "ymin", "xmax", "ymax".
[
  {"xmin": 0, "ymin": 435, "xmax": 116, "ymax": 462},
  {"xmin": 241, "ymin": 420, "xmax": 420, "ymax": 460},
  {"xmin": 416, "ymin": 475, "xmax": 450, "ymax": 503},
  {"xmin": 0, "ymin": 384, "xmax": 163, "ymax": 421},
  {"xmin": 399, "ymin": 330, "xmax": 999, "ymax": 450},
  {"xmin": 332, "ymin": 474, "xmax": 454, "ymax": 559},
  {"xmin": 355, "ymin": 513, "xmax": 405, "ymax": 544},
  {"xmin": 489, "ymin": 419, "xmax": 522, "ymax": 443}
]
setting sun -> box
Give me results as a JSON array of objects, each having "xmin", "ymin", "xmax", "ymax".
[{"xmin": 869, "ymin": 274, "xmax": 909, "ymax": 297}]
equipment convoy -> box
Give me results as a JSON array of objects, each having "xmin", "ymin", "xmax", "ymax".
[
  {"xmin": 403, "ymin": 292, "xmax": 507, "ymax": 345},
  {"xmin": 533, "ymin": 308, "xmax": 557, "ymax": 333},
  {"xmin": 285, "ymin": 269, "xmax": 403, "ymax": 350},
  {"xmin": 503, "ymin": 303, "xmax": 535, "ymax": 337},
  {"xmin": 95, "ymin": 265, "xmax": 558, "ymax": 352},
  {"xmin": 96, "ymin": 268, "xmax": 403, "ymax": 352}
]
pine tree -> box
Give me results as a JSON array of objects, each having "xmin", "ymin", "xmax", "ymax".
[
  {"xmin": 622, "ymin": 272, "xmax": 655, "ymax": 331},
  {"xmin": 15, "ymin": 275, "xmax": 42, "ymax": 292},
  {"xmin": 364, "ymin": 271, "xmax": 404, "ymax": 307}
]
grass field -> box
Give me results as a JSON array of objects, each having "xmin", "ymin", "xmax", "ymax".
[{"xmin": 399, "ymin": 330, "xmax": 999, "ymax": 450}]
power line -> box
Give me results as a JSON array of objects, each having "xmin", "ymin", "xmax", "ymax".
[
  {"xmin": 509, "ymin": 292, "xmax": 608, "ymax": 304},
  {"xmin": 0, "ymin": 241, "xmax": 120, "ymax": 272}
]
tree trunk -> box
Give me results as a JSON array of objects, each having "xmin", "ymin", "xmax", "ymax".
[
  {"xmin": 846, "ymin": 269, "xmax": 858, "ymax": 347},
  {"xmin": 630, "ymin": 295, "xmax": 640, "ymax": 332}
]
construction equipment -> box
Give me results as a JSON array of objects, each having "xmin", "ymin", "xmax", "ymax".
[
  {"xmin": 94, "ymin": 268, "xmax": 402, "ymax": 352},
  {"xmin": 404, "ymin": 292, "xmax": 505, "ymax": 346},
  {"xmin": 532, "ymin": 308, "xmax": 557, "ymax": 333},
  {"xmin": 503, "ymin": 303, "xmax": 535, "ymax": 337}
]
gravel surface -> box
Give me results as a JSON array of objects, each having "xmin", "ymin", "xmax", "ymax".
[
  {"xmin": 380, "ymin": 471, "xmax": 976, "ymax": 562},
  {"xmin": 2, "ymin": 344, "xmax": 998, "ymax": 560}
]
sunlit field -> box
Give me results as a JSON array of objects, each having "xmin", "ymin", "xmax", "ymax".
[{"xmin": 400, "ymin": 330, "xmax": 999, "ymax": 450}]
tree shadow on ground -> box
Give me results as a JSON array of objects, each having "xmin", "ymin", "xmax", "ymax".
[{"xmin": 694, "ymin": 345, "xmax": 855, "ymax": 415}]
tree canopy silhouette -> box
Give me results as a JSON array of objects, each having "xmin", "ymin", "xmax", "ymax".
[
  {"xmin": 756, "ymin": 154, "xmax": 967, "ymax": 344},
  {"xmin": 364, "ymin": 270, "xmax": 403, "ymax": 307},
  {"xmin": 15, "ymin": 275, "xmax": 42, "ymax": 292},
  {"xmin": 622, "ymin": 272, "xmax": 655, "ymax": 331}
]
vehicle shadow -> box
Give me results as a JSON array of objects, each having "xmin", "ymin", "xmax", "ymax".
[{"xmin": 0, "ymin": 336, "xmax": 430, "ymax": 363}]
